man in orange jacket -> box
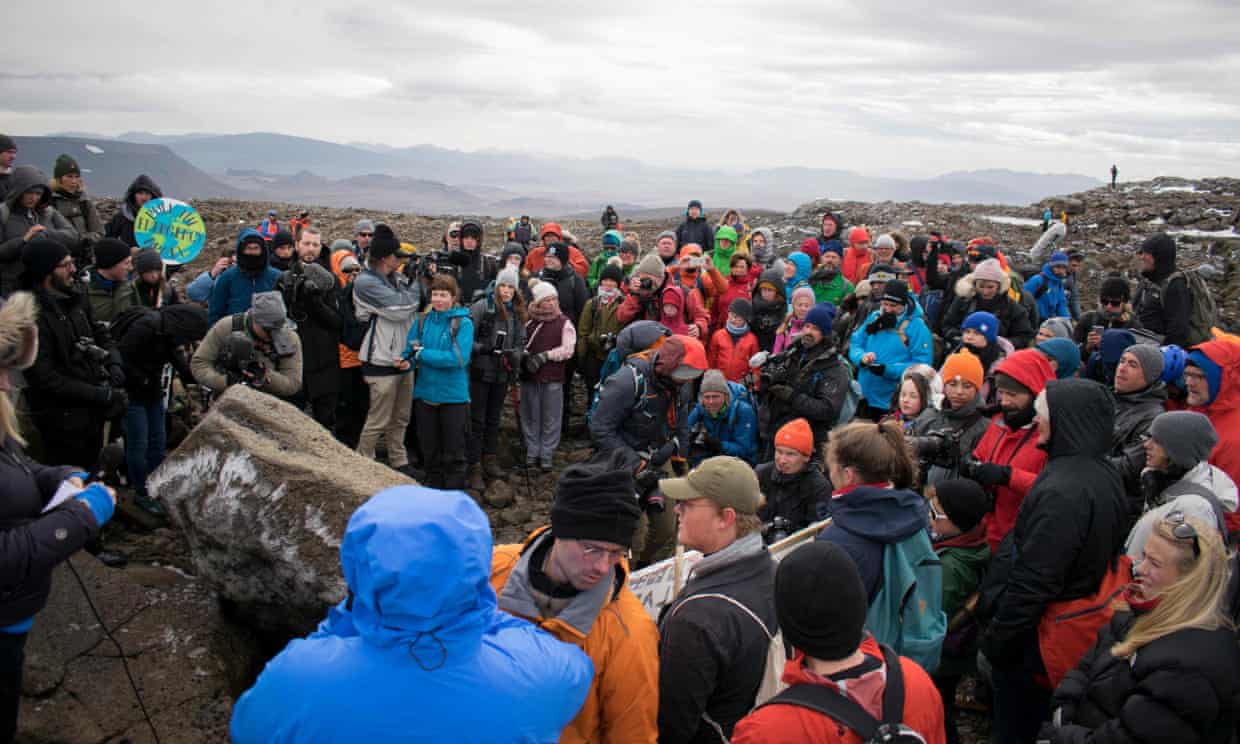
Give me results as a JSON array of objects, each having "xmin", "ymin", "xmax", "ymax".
[
  {"xmin": 842, "ymin": 227, "xmax": 873, "ymax": 285},
  {"xmin": 491, "ymin": 455, "xmax": 659, "ymax": 744},
  {"xmin": 525, "ymin": 222, "xmax": 590, "ymax": 278},
  {"xmin": 1186, "ymin": 339, "xmax": 1240, "ymax": 536}
]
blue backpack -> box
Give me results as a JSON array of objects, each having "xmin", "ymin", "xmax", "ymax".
[{"xmin": 865, "ymin": 531, "xmax": 947, "ymax": 674}]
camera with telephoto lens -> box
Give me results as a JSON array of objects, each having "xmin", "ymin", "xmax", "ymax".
[
  {"xmin": 765, "ymin": 516, "xmax": 793, "ymax": 543},
  {"xmin": 638, "ymin": 276, "xmax": 655, "ymax": 292},
  {"xmin": 758, "ymin": 349, "xmax": 793, "ymax": 389},
  {"xmin": 599, "ymin": 333, "xmax": 617, "ymax": 352},
  {"xmin": 920, "ymin": 427, "xmax": 965, "ymax": 471},
  {"xmin": 74, "ymin": 338, "xmax": 111, "ymax": 365}
]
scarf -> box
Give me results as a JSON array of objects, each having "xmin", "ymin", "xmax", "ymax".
[
  {"xmin": 727, "ymin": 319, "xmax": 750, "ymax": 338},
  {"xmin": 530, "ymin": 299, "xmax": 561, "ymax": 323}
]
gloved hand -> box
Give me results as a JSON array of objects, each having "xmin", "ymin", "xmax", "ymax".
[
  {"xmin": 649, "ymin": 438, "xmax": 679, "ymax": 468},
  {"xmin": 100, "ymin": 387, "xmax": 128, "ymax": 419},
  {"xmin": 107, "ymin": 363, "xmax": 125, "ymax": 388},
  {"xmin": 241, "ymin": 362, "xmax": 269, "ymax": 388},
  {"xmin": 969, "ymin": 462, "xmax": 1012, "ymax": 487},
  {"xmin": 521, "ymin": 351, "xmax": 548, "ymax": 376},
  {"xmin": 768, "ymin": 384, "xmax": 794, "ymax": 401},
  {"xmin": 634, "ymin": 469, "xmax": 665, "ymax": 513},
  {"xmin": 703, "ymin": 432, "xmax": 722, "ymax": 453},
  {"xmin": 865, "ymin": 312, "xmax": 897, "ymax": 335},
  {"xmin": 867, "ymin": 362, "xmax": 886, "ymax": 377},
  {"xmin": 503, "ymin": 349, "xmax": 523, "ymax": 370}
]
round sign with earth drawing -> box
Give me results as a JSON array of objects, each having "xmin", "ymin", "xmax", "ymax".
[{"xmin": 134, "ymin": 198, "xmax": 206, "ymax": 265}]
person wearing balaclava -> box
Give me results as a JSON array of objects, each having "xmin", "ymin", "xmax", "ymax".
[
  {"xmin": 1133, "ymin": 233, "xmax": 1191, "ymax": 348},
  {"xmin": 207, "ymin": 229, "xmax": 282, "ymax": 325}
]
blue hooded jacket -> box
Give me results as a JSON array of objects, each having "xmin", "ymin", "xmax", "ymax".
[
  {"xmin": 1024, "ymin": 264, "xmax": 1070, "ymax": 320},
  {"xmin": 816, "ymin": 485, "xmax": 930, "ymax": 599},
  {"xmin": 408, "ymin": 306, "xmax": 474, "ymax": 404},
  {"xmin": 848, "ymin": 302, "xmax": 934, "ymax": 410},
  {"xmin": 230, "ymin": 487, "xmax": 593, "ymax": 743},
  {"xmin": 686, "ymin": 380, "xmax": 758, "ymax": 464},
  {"xmin": 786, "ymin": 252, "xmax": 812, "ymax": 298},
  {"xmin": 208, "ymin": 228, "xmax": 282, "ymax": 325}
]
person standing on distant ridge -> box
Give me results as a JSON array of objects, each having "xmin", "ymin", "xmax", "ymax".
[
  {"xmin": 1111, "ymin": 164, "xmax": 1118, "ymax": 189},
  {"xmin": 676, "ymin": 200, "xmax": 714, "ymax": 251}
]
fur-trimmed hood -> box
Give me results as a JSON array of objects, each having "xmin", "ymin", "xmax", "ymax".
[
  {"xmin": 954, "ymin": 263, "xmax": 1012, "ymax": 300},
  {"xmin": 0, "ymin": 292, "xmax": 38, "ymax": 371}
]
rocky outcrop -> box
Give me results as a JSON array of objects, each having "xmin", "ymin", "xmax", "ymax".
[
  {"xmin": 147, "ymin": 385, "xmax": 412, "ymax": 635},
  {"xmin": 19, "ymin": 555, "xmax": 259, "ymax": 743}
]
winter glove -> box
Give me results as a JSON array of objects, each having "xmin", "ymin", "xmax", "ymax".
[
  {"xmin": 864, "ymin": 312, "xmax": 898, "ymax": 336},
  {"xmin": 107, "ymin": 363, "xmax": 125, "ymax": 388},
  {"xmin": 521, "ymin": 351, "xmax": 548, "ymax": 376},
  {"xmin": 649, "ymin": 438, "xmax": 679, "ymax": 468},
  {"xmin": 504, "ymin": 349, "xmax": 523, "ymax": 371},
  {"xmin": 969, "ymin": 462, "xmax": 1012, "ymax": 487},
  {"xmin": 866, "ymin": 362, "xmax": 886, "ymax": 377},
  {"xmin": 634, "ymin": 469, "xmax": 665, "ymax": 513},
  {"xmin": 768, "ymin": 384, "xmax": 794, "ymax": 401}
]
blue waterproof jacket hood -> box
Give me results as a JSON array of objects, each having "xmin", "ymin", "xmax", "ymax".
[
  {"xmin": 230, "ymin": 487, "xmax": 594, "ymax": 744},
  {"xmin": 818, "ymin": 484, "xmax": 930, "ymax": 597},
  {"xmin": 788, "ymin": 252, "xmax": 812, "ymax": 290}
]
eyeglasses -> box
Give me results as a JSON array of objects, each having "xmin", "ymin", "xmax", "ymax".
[
  {"xmin": 1164, "ymin": 510, "xmax": 1200, "ymax": 557},
  {"xmin": 358, "ymin": 232, "xmax": 373, "ymax": 237},
  {"xmin": 1101, "ymin": 298, "xmax": 1124, "ymax": 308},
  {"xmin": 579, "ymin": 543, "xmax": 627, "ymax": 562}
]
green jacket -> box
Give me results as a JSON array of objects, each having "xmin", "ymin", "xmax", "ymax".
[
  {"xmin": 87, "ymin": 274, "xmax": 141, "ymax": 324},
  {"xmin": 810, "ymin": 270, "xmax": 853, "ymax": 306},
  {"xmin": 935, "ymin": 530, "xmax": 990, "ymax": 677},
  {"xmin": 587, "ymin": 250, "xmax": 617, "ymax": 289},
  {"xmin": 575, "ymin": 296, "xmax": 624, "ymax": 362}
]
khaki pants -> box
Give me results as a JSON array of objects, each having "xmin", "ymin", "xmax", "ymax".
[{"xmin": 357, "ymin": 372, "xmax": 414, "ymax": 467}]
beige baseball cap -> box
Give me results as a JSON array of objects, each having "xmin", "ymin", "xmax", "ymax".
[{"xmin": 660, "ymin": 456, "xmax": 762, "ymax": 515}]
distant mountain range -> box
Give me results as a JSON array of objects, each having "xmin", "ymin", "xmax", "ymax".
[{"xmin": 27, "ymin": 131, "xmax": 1103, "ymax": 216}]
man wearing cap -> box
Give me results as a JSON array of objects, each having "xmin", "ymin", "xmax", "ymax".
[
  {"xmin": 590, "ymin": 334, "xmax": 707, "ymax": 565},
  {"xmin": 939, "ymin": 257, "xmax": 1035, "ymax": 349},
  {"xmin": 1184, "ymin": 339, "xmax": 1240, "ymax": 518},
  {"xmin": 707, "ymin": 298, "xmax": 759, "ymax": 383},
  {"xmin": 588, "ymin": 229, "xmax": 624, "ymax": 289},
  {"xmin": 763, "ymin": 301, "xmax": 852, "ymax": 459},
  {"xmin": 848, "ymin": 279, "xmax": 933, "ymax": 419},
  {"xmin": 807, "ymin": 245, "xmax": 852, "ymax": 306},
  {"xmin": 676, "ymin": 200, "xmax": 713, "ymax": 253},
  {"xmin": 276, "ymin": 226, "xmax": 340, "ymax": 430},
  {"xmin": 491, "ymin": 455, "xmax": 659, "ymax": 744},
  {"xmin": 353, "ymin": 225, "xmax": 422, "ymax": 475},
  {"xmin": 208, "ymin": 229, "xmax": 282, "ymax": 325},
  {"xmin": 267, "ymin": 230, "xmax": 296, "ymax": 272},
  {"xmin": 525, "ymin": 222, "xmax": 590, "ymax": 278},
  {"xmin": 756, "ymin": 418, "xmax": 830, "ymax": 539},
  {"xmin": 104, "ymin": 174, "xmax": 162, "ymax": 248},
  {"xmin": 21, "ymin": 237, "xmax": 127, "ymax": 469},
  {"xmin": 686, "ymin": 369, "xmax": 758, "ymax": 466},
  {"xmin": 0, "ymin": 134, "xmax": 16, "ymax": 200},
  {"xmin": 1063, "ymin": 249, "xmax": 1084, "ymax": 320},
  {"xmin": 657, "ymin": 457, "xmax": 776, "ymax": 743},
  {"xmin": 962, "ymin": 349, "xmax": 1055, "ymax": 551},
  {"xmin": 731, "ymin": 542, "xmax": 946, "ymax": 743},
  {"xmin": 1108, "ymin": 343, "xmax": 1168, "ymax": 515},
  {"xmin": 351, "ymin": 219, "xmax": 375, "ymax": 262},
  {"xmin": 655, "ymin": 230, "xmax": 680, "ymax": 268},
  {"xmin": 49, "ymin": 154, "xmax": 104, "ymax": 266},
  {"xmin": 1133, "ymin": 232, "xmax": 1191, "ymax": 348},
  {"xmin": 85, "ymin": 238, "xmax": 140, "ymax": 323},
  {"xmin": 619, "ymin": 252, "xmax": 671, "ymax": 325},
  {"xmin": 1023, "ymin": 251, "xmax": 1071, "ymax": 320},
  {"xmin": 258, "ymin": 210, "xmax": 280, "ymax": 241},
  {"xmin": 191, "ymin": 291, "xmax": 302, "ymax": 399},
  {"xmin": 0, "ymin": 165, "xmax": 79, "ymax": 297},
  {"xmin": 454, "ymin": 219, "xmax": 498, "ymax": 304}
]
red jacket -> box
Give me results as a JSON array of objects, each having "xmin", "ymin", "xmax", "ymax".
[
  {"xmin": 732, "ymin": 637, "xmax": 946, "ymax": 744},
  {"xmin": 842, "ymin": 248, "xmax": 872, "ymax": 285},
  {"xmin": 1190, "ymin": 338, "xmax": 1240, "ymax": 534},
  {"xmin": 713, "ymin": 275, "xmax": 755, "ymax": 333},
  {"xmin": 972, "ymin": 350, "xmax": 1056, "ymax": 551},
  {"xmin": 708, "ymin": 328, "xmax": 760, "ymax": 383}
]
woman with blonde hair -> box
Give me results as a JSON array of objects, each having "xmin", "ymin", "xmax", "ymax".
[
  {"xmin": 0, "ymin": 292, "xmax": 117, "ymax": 740},
  {"xmin": 1042, "ymin": 512, "xmax": 1240, "ymax": 743}
]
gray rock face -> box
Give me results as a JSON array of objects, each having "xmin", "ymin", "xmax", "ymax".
[{"xmin": 147, "ymin": 385, "xmax": 412, "ymax": 634}]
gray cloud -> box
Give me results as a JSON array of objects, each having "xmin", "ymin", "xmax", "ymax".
[{"xmin": 1, "ymin": 0, "xmax": 1237, "ymax": 180}]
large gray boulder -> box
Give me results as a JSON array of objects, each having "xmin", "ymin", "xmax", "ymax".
[{"xmin": 147, "ymin": 385, "xmax": 412, "ymax": 634}]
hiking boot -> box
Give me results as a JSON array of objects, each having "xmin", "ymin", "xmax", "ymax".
[
  {"xmin": 467, "ymin": 463, "xmax": 485, "ymax": 491},
  {"xmin": 482, "ymin": 455, "xmax": 504, "ymax": 480}
]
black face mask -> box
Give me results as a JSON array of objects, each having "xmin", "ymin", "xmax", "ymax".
[
  {"xmin": 1002, "ymin": 404, "xmax": 1036, "ymax": 430},
  {"xmin": 239, "ymin": 252, "xmax": 267, "ymax": 272},
  {"xmin": 270, "ymin": 254, "xmax": 292, "ymax": 271}
]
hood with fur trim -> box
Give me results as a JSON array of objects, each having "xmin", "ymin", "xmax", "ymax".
[
  {"xmin": 0, "ymin": 292, "xmax": 38, "ymax": 371},
  {"xmin": 954, "ymin": 265, "xmax": 1012, "ymax": 300}
]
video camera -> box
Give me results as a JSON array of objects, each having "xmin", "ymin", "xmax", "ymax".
[
  {"xmin": 764, "ymin": 516, "xmax": 794, "ymax": 544},
  {"xmin": 599, "ymin": 333, "xmax": 618, "ymax": 353},
  {"xmin": 751, "ymin": 348, "xmax": 794, "ymax": 389}
]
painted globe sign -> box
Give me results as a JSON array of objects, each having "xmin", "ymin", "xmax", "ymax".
[{"xmin": 134, "ymin": 198, "xmax": 207, "ymax": 265}]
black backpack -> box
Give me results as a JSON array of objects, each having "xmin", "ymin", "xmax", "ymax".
[
  {"xmin": 339, "ymin": 281, "xmax": 371, "ymax": 352},
  {"xmin": 759, "ymin": 644, "xmax": 928, "ymax": 744}
]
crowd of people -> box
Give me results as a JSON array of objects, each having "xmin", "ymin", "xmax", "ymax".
[{"xmin": 2, "ymin": 134, "xmax": 1240, "ymax": 743}]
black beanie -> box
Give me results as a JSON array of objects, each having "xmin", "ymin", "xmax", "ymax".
[
  {"xmin": 776, "ymin": 542, "xmax": 867, "ymax": 661},
  {"xmin": 271, "ymin": 230, "xmax": 295, "ymax": 250},
  {"xmin": 599, "ymin": 263, "xmax": 625, "ymax": 287},
  {"xmin": 134, "ymin": 249, "xmax": 163, "ymax": 275},
  {"xmin": 728, "ymin": 297, "xmax": 753, "ymax": 324},
  {"xmin": 0, "ymin": 134, "xmax": 14, "ymax": 153},
  {"xmin": 882, "ymin": 279, "xmax": 911, "ymax": 306},
  {"xmin": 53, "ymin": 154, "xmax": 80, "ymax": 179},
  {"xmin": 368, "ymin": 224, "xmax": 400, "ymax": 261},
  {"xmin": 93, "ymin": 238, "xmax": 132, "ymax": 270},
  {"xmin": 545, "ymin": 242, "xmax": 570, "ymax": 265},
  {"xmin": 1099, "ymin": 275, "xmax": 1130, "ymax": 302},
  {"xmin": 933, "ymin": 479, "xmax": 989, "ymax": 533},
  {"xmin": 21, "ymin": 237, "xmax": 69, "ymax": 285},
  {"xmin": 550, "ymin": 451, "xmax": 641, "ymax": 548}
]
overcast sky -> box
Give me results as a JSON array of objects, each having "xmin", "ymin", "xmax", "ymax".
[{"xmin": 4, "ymin": 0, "xmax": 1238, "ymax": 180}]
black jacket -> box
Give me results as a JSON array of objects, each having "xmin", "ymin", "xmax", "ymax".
[
  {"xmin": 469, "ymin": 293, "xmax": 524, "ymax": 385},
  {"xmin": 657, "ymin": 534, "xmax": 777, "ymax": 744},
  {"xmin": 749, "ymin": 267, "xmax": 786, "ymax": 352},
  {"xmin": 0, "ymin": 439, "xmax": 100, "ymax": 625},
  {"xmin": 761, "ymin": 338, "xmax": 852, "ymax": 453},
  {"xmin": 675, "ymin": 216, "xmax": 714, "ymax": 252},
  {"xmin": 455, "ymin": 249, "xmax": 498, "ymax": 305},
  {"xmin": 1133, "ymin": 241, "xmax": 1191, "ymax": 348},
  {"xmin": 115, "ymin": 304, "xmax": 208, "ymax": 404},
  {"xmin": 536, "ymin": 266, "xmax": 587, "ymax": 331},
  {"xmin": 104, "ymin": 174, "xmax": 163, "ymax": 248},
  {"xmin": 1109, "ymin": 383, "xmax": 1167, "ymax": 519},
  {"xmin": 941, "ymin": 291, "xmax": 1035, "ymax": 349},
  {"xmin": 908, "ymin": 397, "xmax": 991, "ymax": 485},
  {"xmin": 1073, "ymin": 309, "xmax": 1141, "ymax": 362},
  {"xmin": 978, "ymin": 379, "xmax": 1128, "ymax": 666},
  {"xmin": 277, "ymin": 260, "xmax": 340, "ymax": 397},
  {"xmin": 24, "ymin": 286, "xmax": 117, "ymax": 431},
  {"xmin": 1049, "ymin": 610, "xmax": 1240, "ymax": 744},
  {"xmin": 589, "ymin": 355, "xmax": 692, "ymax": 470},
  {"xmin": 756, "ymin": 461, "xmax": 830, "ymax": 537}
]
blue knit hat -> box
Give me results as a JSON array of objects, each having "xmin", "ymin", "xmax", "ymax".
[
  {"xmin": 962, "ymin": 311, "xmax": 999, "ymax": 345},
  {"xmin": 602, "ymin": 230, "xmax": 623, "ymax": 249},
  {"xmin": 1049, "ymin": 251, "xmax": 1069, "ymax": 267},
  {"xmin": 822, "ymin": 239, "xmax": 844, "ymax": 257},
  {"xmin": 1188, "ymin": 349, "xmax": 1223, "ymax": 405},
  {"xmin": 1100, "ymin": 329, "xmax": 1137, "ymax": 365},
  {"xmin": 1037, "ymin": 338, "xmax": 1080, "ymax": 380},
  {"xmin": 804, "ymin": 302, "xmax": 837, "ymax": 333}
]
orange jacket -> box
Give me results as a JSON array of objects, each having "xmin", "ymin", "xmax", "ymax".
[
  {"xmin": 525, "ymin": 244, "xmax": 590, "ymax": 279},
  {"xmin": 491, "ymin": 528, "xmax": 659, "ymax": 744},
  {"xmin": 708, "ymin": 328, "xmax": 760, "ymax": 383},
  {"xmin": 330, "ymin": 249, "xmax": 361, "ymax": 369},
  {"xmin": 842, "ymin": 248, "xmax": 872, "ymax": 285},
  {"xmin": 732, "ymin": 637, "xmax": 946, "ymax": 744},
  {"xmin": 1190, "ymin": 339, "xmax": 1240, "ymax": 533}
]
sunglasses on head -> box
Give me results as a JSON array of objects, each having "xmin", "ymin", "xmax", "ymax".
[{"xmin": 1164, "ymin": 510, "xmax": 1200, "ymax": 557}]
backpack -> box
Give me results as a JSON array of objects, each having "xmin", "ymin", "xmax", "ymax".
[
  {"xmin": 108, "ymin": 304, "xmax": 158, "ymax": 346},
  {"xmin": 410, "ymin": 312, "xmax": 464, "ymax": 368},
  {"xmin": 834, "ymin": 358, "xmax": 863, "ymax": 427},
  {"xmin": 339, "ymin": 281, "xmax": 371, "ymax": 352},
  {"xmin": 1170, "ymin": 269, "xmax": 1217, "ymax": 347},
  {"xmin": 865, "ymin": 532, "xmax": 947, "ymax": 674},
  {"xmin": 586, "ymin": 354, "xmax": 648, "ymax": 426},
  {"xmin": 760, "ymin": 644, "xmax": 928, "ymax": 744},
  {"xmin": 513, "ymin": 222, "xmax": 533, "ymax": 246}
]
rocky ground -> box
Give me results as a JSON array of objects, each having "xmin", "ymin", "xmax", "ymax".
[{"xmin": 24, "ymin": 178, "xmax": 1234, "ymax": 741}]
